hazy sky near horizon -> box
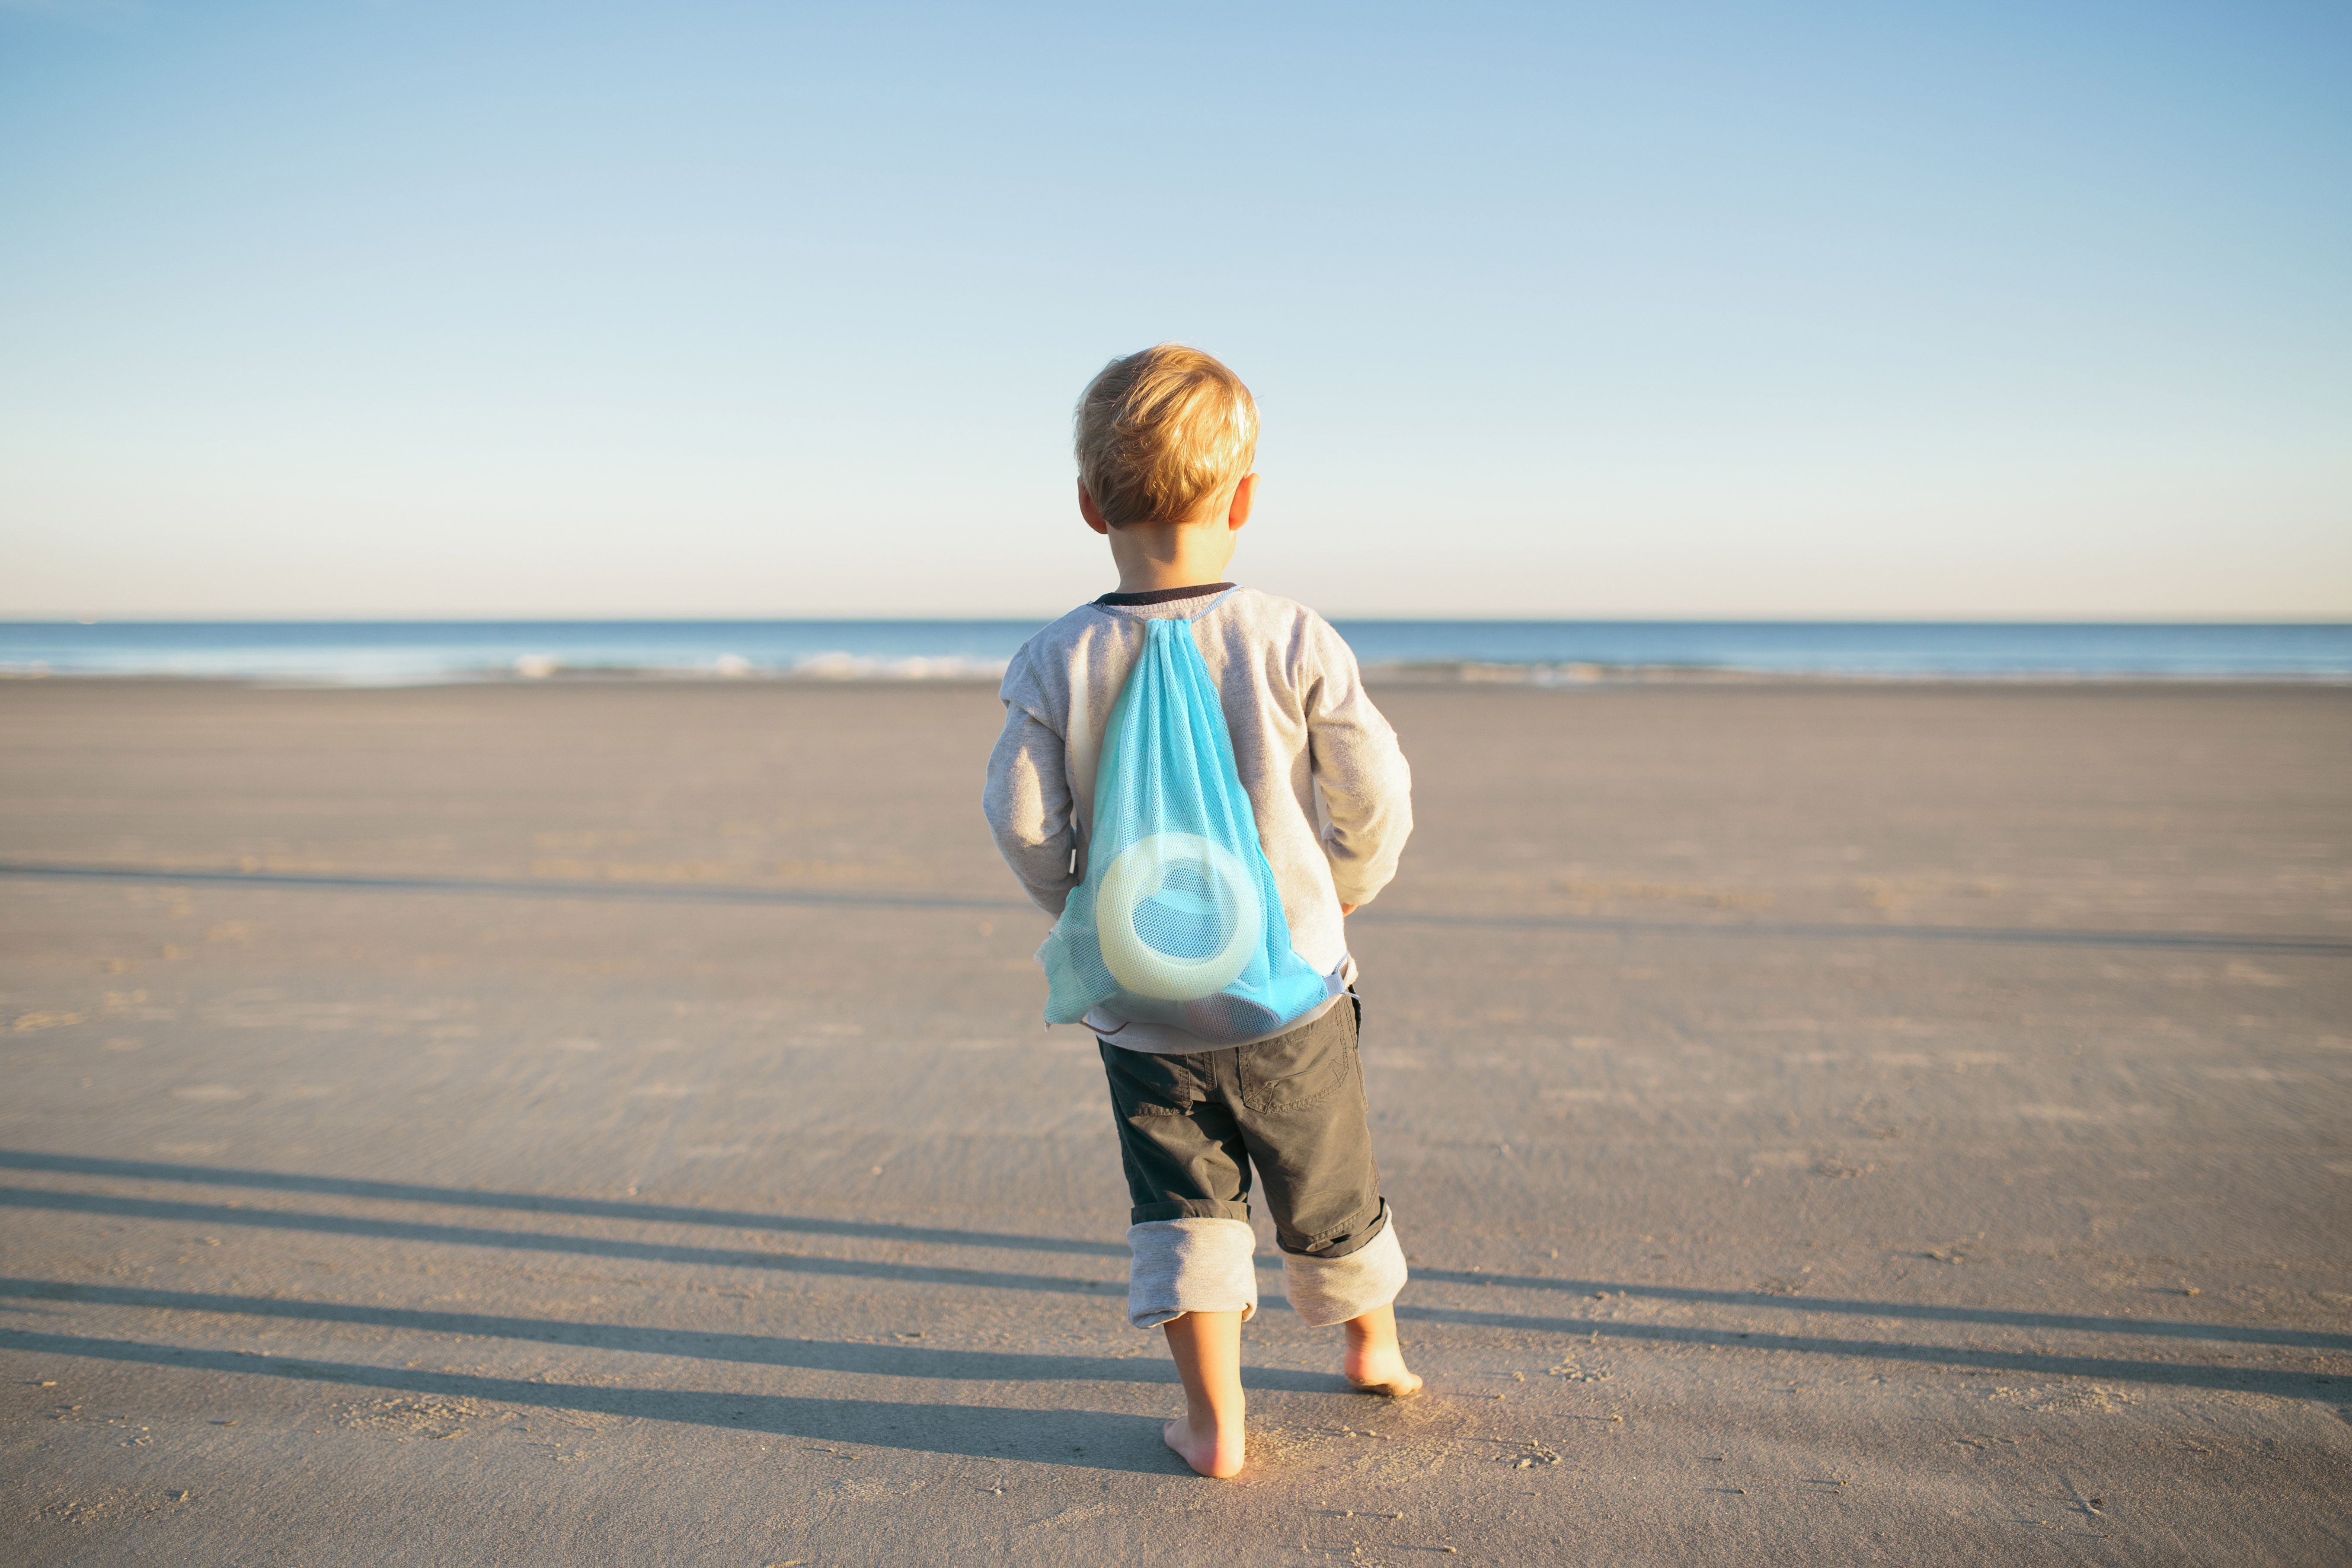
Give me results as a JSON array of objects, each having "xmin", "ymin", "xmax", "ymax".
[{"xmin": 2, "ymin": 1, "xmax": 2346, "ymax": 620}]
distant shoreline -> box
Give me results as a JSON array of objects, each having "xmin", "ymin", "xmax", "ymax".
[
  {"xmin": 3, "ymin": 619, "xmax": 2348, "ymax": 685},
  {"xmin": 4, "ymin": 667, "xmax": 2348, "ymax": 690}
]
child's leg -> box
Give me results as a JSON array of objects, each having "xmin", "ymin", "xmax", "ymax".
[
  {"xmin": 1098, "ymin": 1040, "xmax": 1261, "ymax": 1474},
  {"xmin": 1231, "ymin": 1000, "xmax": 1421, "ymax": 1396},
  {"xmin": 1340, "ymin": 1303, "xmax": 1422, "ymax": 1398},
  {"xmin": 1160, "ymin": 1309, "xmax": 1247, "ymax": 1479}
]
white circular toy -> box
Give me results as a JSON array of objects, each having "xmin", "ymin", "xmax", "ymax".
[{"xmin": 1095, "ymin": 831, "xmax": 1263, "ymax": 1001}]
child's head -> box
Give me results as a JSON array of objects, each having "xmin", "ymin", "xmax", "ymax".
[{"xmin": 1074, "ymin": 345, "xmax": 1258, "ymax": 527}]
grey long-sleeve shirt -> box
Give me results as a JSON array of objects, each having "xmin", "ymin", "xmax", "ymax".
[{"xmin": 983, "ymin": 584, "xmax": 1413, "ymax": 1052}]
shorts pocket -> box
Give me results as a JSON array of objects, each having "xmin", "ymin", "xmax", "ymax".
[
  {"xmin": 1101, "ymin": 1039, "xmax": 1205, "ymax": 1117},
  {"xmin": 1237, "ymin": 1003, "xmax": 1355, "ymax": 1114}
]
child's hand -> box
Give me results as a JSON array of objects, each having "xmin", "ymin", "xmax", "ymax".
[{"xmin": 1339, "ymin": 903, "xmax": 1357, "ymax": 916}]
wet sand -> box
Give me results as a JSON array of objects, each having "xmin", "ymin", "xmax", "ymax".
[{"xmin": 2, "ymin": 678, "xmax": 2347, "ymax": 1565}]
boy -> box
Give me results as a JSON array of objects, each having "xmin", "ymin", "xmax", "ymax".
[{"xmin": 983, "ymin": 345, "xmax": 1419, "ymax": 1479}]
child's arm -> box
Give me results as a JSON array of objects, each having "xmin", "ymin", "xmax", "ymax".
[
  {"xmin": 984, "ymin": 699, "xmax": 1081, "ymax": 917},
  {"xmin": 1302, "ymin": 619, "xmax": 1413, "ymax": 909}
]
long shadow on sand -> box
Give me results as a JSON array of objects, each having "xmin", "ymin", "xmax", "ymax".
[
  {"xmin": 6, "ymin": 861, "xmax": 2345, "ymax": 954},
  {"xmin": 6, "ymin": 1265, "xmax": 2339, "ymax": 1407},
  {"xmin": 0, "ymin": 1277, "xmax": 1352, "ymax": 1390},
  {"xmin": 6, "ymin": 1276, "xmax": 2339, "ymax": 1405},
  {"xmin": 0, "ymin": 1149, "xmax": 1129, "ymax": 1258},
  {"xmin": 8, "ymin": 1152, "xmax": 2346, "ymax": 1357},
  {"xmin": 6, "ymin": 1194, "xmax": 2346, "ymax": 1402},
  {"xmin": 1388, "ymin": 1304, "xmax": 2348, "ymax": 1403},
  {"xmin": 6, "ymin": 1284, "xmax": 2341, "ymax": 1425},
  {"xmin": 0, "ymin": 1186, "xmax": 1131, "ymax": 1300},
  {"xmin": 1402, "ymin": 1267, "xmax": 2352, "ymax": 1352},
  {"xmin": 0, "ymin": 1331, "xmax": 1187, "ymax": 1473}
]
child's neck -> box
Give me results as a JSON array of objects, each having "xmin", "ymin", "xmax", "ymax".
[{"xmin": 1106, "ymin": 521, "xmax": 1239, "ymax": 594}]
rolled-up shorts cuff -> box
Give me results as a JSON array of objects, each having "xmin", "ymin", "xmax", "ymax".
[
  {"xmin": 1281, "ymin": 1205, "xmax": 1407, "ymax": 1328},
  {"xmin": 1125, "ymin": 1217, "xmax": 1259, "ymax": 1329},
  {"xmin": 1278, "ymin": 1197, "xmax": 1387, "ymax": 1261},
  {"xmin": 1131, "ymin": 1198, "xmax": 1253, "ymax": 1225}
]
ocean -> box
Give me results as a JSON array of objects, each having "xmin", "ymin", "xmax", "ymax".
[{"xmin": 1, "ymin": 619, "xmax": 2346, "ymax": 685}]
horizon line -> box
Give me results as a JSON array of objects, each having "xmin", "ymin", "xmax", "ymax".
[{"xmin": 6, "ymin": 613, "xmax": 2351, "ymax": 628}]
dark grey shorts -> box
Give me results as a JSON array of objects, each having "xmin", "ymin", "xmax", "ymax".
[{"xmin": 1099, "ymin": 996, "xmax": 1388, "ymax": 1261}]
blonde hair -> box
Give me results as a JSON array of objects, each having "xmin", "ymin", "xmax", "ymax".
[{"xmin": 1074, "ymin": 344, "xmax": 1259, "ymax": 527}]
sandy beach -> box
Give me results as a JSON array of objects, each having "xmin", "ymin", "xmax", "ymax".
[{"xmin": 2, "ymin": 677, "xmax": 2346, "ymax": 1565}]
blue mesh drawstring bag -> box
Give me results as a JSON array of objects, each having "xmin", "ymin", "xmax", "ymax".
[{"xmin": 1038, "ymin": 601, "xmax": 1338, "ymax": 1044}]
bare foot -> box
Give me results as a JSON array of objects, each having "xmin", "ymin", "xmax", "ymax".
[
  {"xmin": 1343, "ymin": 1305, "xmax": 1424, "ymax": 1399},
  {"xmin": 1163, "ymin": 1411, "xmax": 1247, "ymax": 1479},
  {"xmin": 1161, "ymin": 1310, "xmax": 1248, "ymax": 1478}
]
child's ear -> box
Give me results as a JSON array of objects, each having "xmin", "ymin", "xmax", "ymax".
[
  {"xmin": 1226, "ymin": 473, "xmax": 1258, "ymax": 531},
  {"xmin": 1078, "ymin": 482, "xmax": 1112, "ymax": 537}
]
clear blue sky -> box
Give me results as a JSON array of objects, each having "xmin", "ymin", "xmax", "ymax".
[{"xmin": 2, "ymin": 0, "xmax": 2345, "ymax": 619}]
